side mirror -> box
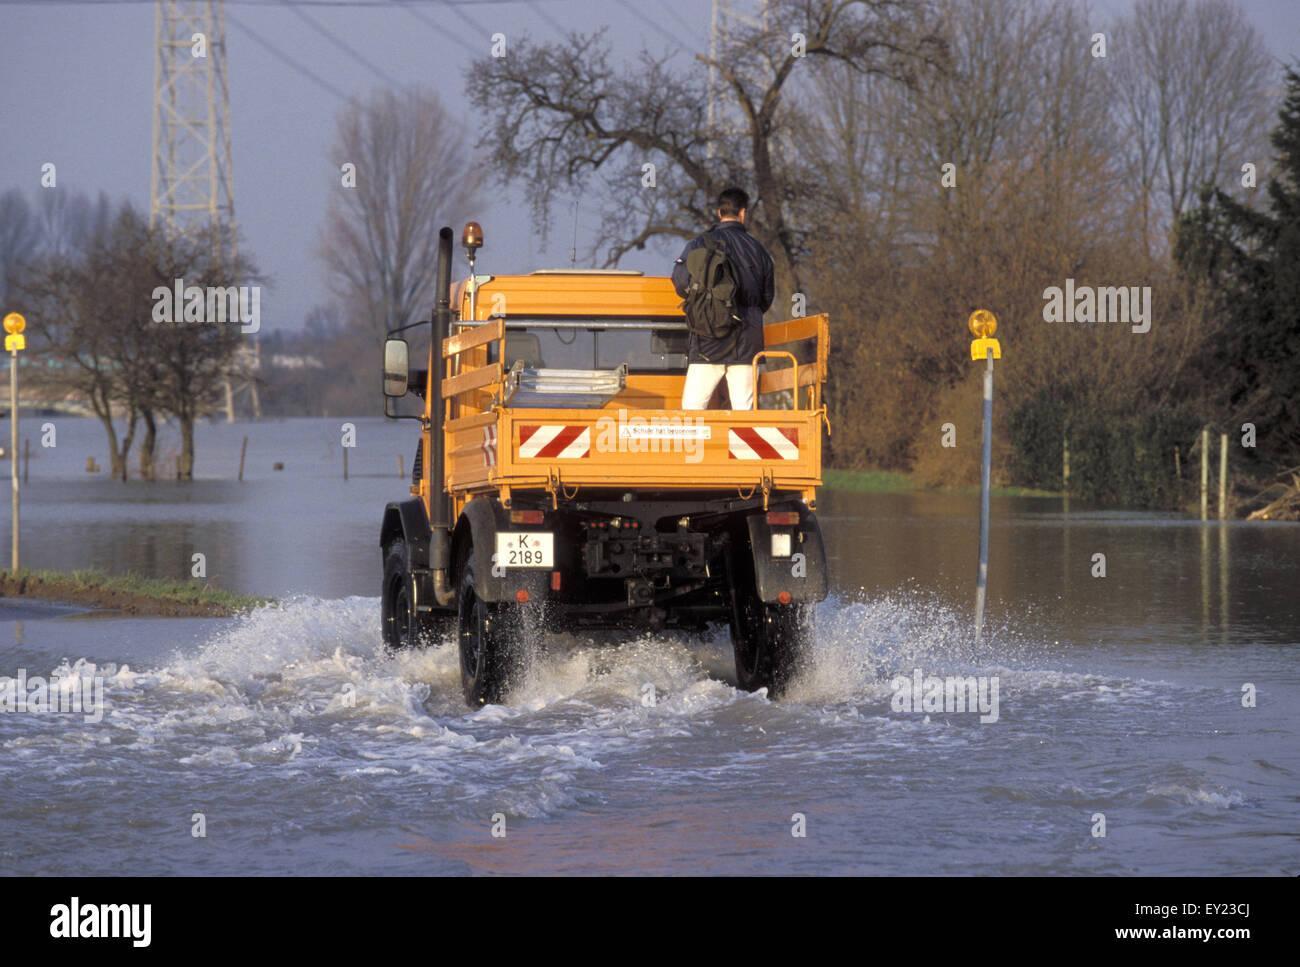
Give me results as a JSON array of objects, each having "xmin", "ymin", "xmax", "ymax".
[{"xmin": 383, "ymin": 338, "xmax": 409, "ymax": 397}]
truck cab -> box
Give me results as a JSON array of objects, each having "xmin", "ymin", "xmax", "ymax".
[{"xmin": 381, "ymin": 225, "xmax": 830, "ymax": 706}]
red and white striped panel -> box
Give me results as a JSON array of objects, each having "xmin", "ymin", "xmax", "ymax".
[
  {"xmin": 481, "ymin": 425, "xmax": 497, "ymax": 469},
  {"xmin": 728, "ymin": 426, "xmax": 799, "ymax": 460},
  {"xmin": 518, "ymin": 424, "xmax": 591, "ymax": 459}
]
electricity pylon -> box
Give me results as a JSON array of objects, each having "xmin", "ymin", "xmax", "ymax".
[
  {"xmin": 150, "ymin": 0, "xmax": 236, "ymax": 266},
  {"xmin": 149, "ymin": 1, "xmax": 258, "ymax": 420}
]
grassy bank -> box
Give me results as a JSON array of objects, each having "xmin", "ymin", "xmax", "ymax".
[
  {"xmin": 821, "ymin": 468, "xmax": 1059, "ymax": 498},
  {"xmin": 0, "ymin": 569, "xmax": 271, "ymax": 617}
]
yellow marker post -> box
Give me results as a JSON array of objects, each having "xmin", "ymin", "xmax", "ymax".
[
  {"xmin": 969, "ymin": 309, "xmax": 1000, "ymax": 361},
  {"xmin": 969, "ymin": 309, "xmax": 1000, "ymax": 640},
  {"xmin": 3, "ymin": 312, "xmax": 26, "ymax": 570}
]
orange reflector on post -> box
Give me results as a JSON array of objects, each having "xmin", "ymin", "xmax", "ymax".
[
  {"xmin": 551, "ymin": 571, "xmax": 561, "ymax": 591},
  {"xmin": 767, "ymin": 512, "xmax": 799, "ymax": 525},
  {"xmin": 515, "ymin": 589, "xmax": 530, "ymax": 603},
  {"xmin": 778, "ymin": 590, "xmax": 792, "ymax": 604}
]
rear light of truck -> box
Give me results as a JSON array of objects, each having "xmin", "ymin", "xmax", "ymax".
[
  {"xmin": 510, "ymin": 510, "xmax": 545, "ymax": 524},
  {"xmin": 766, "ymin": 511, "xmax": 799, "ymax": 525}
]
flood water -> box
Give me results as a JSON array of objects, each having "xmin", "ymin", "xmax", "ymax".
[{"xmin": 1, "ymin": 416, "xmax": 1296, "ymax": 875}]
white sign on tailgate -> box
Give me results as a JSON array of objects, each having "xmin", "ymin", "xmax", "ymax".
[{"xmin": 495, "ymin": 532, "xmax": 554, "ymax": 568}]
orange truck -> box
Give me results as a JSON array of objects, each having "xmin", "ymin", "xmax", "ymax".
[{"xmin": 380, "ymin": 224, "xmax": 830, "ymax": 706}]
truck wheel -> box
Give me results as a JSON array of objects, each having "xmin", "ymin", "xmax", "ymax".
[
  {"xmin": 456, "ymin": 547, "xmax": 522, "ymax": 706},
  {"xmin": 382, "ymin": 540, "xmax": 417, "ymax": 649},
  {"xmin": 729, "ymin": 555, "xmax": 810, "ymax": 697}
]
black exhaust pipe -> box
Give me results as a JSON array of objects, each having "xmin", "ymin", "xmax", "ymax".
[{"xmin": 430, "ymin": 226, "xmax": 455, "ymax": 605}]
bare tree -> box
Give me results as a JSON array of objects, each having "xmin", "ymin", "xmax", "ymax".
[
  {"xmin": 1, "ymin": 188, "xmax": 111, "ymax": 309},
  {"xmin": 793, "ymin": 0, "xmax": 1174, "ymax": 470},
  {"xmin": 467, "ymin": 1, "xmax": 946, "ymax": 307},
  {"xmin": 33, "ymin": 188, "xmax": 111, "ymax": 258},
  {"xmin": 319, "ymin": 87, "xmax": 485, "ymax": 338},
  {"xmin": 1108, "ymin": 0, "xmax": 1277, "ymax": 258},
  {"xmin": 17, "ymin": 204, "xmax": 253, "ymax": 480},
  {"xmin": 18, "ymin": 230, "xmax": 142, "ymax": 481},
  {"xmin": 147, "ymin": 230, "xmax": 257, "ymax": 479},
  {"xmin": 0, "ymin": 190, "xmax": 38, "ymax": 310}
]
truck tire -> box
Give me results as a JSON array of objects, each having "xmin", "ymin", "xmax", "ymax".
[
  {"xmin": 382, "ymin": 540, "xmax": 417, "ymax": 649},
  {"xmin": 729, "ymin": 552, "xmax": 810, "ymax": 697},
  {"xmin": 456, "ymin": 547, "xmax": 523, "ymax": 706}
]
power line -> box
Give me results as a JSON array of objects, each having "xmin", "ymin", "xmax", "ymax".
[
  {"xmin": 611, "ymin": 0, "xmax": 695, "ymax": 53},
  {"xmin": 227, "ymin": 9, "xmax": 352, "ymax": 100},
  {"xmin": 0, "ymin": 1, "xmax": 571, "ymax": 6},
  {"xmin": 387, "ymin": 0, "xmax": 483, "ymax": 50},
  {"xmin": 280, "ymin": 0, "xmax": 401, "ymax": 87},
  {"xmin": 658, "ymin": 0, "xmax": 698, "ymax": 38},
  {"xmin": 524, "ymin": 0, "xmax": 566, "ymax": 37}
]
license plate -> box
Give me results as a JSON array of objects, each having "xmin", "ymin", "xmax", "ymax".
[{"xmin": 495, "ymin": 532, "xmax": 554, "ymax": 568}]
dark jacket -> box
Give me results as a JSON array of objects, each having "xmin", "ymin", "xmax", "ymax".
[{"xmin": 671, "ymin": 220, "xmax": 775, "ymax": 365}]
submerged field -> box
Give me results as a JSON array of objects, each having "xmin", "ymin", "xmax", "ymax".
[{"xmin": 0, "ymin": 417, "xmax": 1295, "ymax": 874}]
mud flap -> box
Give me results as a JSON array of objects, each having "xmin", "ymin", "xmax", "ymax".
[
  {"xmin": 744, "ymin": 510, "xmax": 829, "ymax": 604},
  {"xmin": 457, "ymin": 497, "xmax": 550, "ymax": 604},
  {"xmin": 381, "ymin": 499, "xmax": 435, "ymax": 611}
]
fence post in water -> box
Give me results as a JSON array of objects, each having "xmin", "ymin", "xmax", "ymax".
[
  {"xmin": 343, "ymin": 445, "xmax": 349, "ymax": 481},
  {"xmin": 1200, "ymin": 427, "xmax": 1209, "ymax": 521},
  {"xmin": 23, "ymin": 438, "xmax": 29, "ymax": 484},
  {"xmin": 4, "ymin": 311, "xmax": 26, "ymax": 571},
  {"xmin": 398, "ymin": 453, "xmax": 404, "ymax": 479},
  {"xmin": 1219, "ymin": 432, "xmax": 1228, "ymax": 520},
  {"xmin": 968, "ymin": 310, "xmax": 1001, "ymax": 641},
  {"xmin": 1062, "ymin": 434, "xmax": 1070, "ymax": 493},
  {"xmin": 238, "ymin": 436, "xmax": 248, "ymax": 482}
]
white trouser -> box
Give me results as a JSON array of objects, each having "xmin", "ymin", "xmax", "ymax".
[{"xmin": 681, "ymin": 363, "xmax": 754, "ymax": 410}]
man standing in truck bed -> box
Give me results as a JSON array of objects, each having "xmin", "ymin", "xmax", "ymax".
[{"xmin": 672, "ymin": 186, "xmax": 775, "ymax": 410}]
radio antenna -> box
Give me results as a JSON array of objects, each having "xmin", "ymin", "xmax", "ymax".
[{"xmin": 571, "ymin": 201, "xmax": 578, "ymax": 267}]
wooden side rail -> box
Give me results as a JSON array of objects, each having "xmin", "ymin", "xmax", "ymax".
[
  {"xmin": 442, "ymin": 319, "xmax": 505, "ymax": 405},
  {"xmin": 760, "ymin": 312, "xmax": 828, "ymax": 409}
]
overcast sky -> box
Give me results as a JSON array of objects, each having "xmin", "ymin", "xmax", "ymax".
[{"xmin": 2, "ymin": 0, "xmax": 1297, "ymax": 335}]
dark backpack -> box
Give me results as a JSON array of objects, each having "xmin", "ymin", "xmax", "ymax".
[{"xmin": 680, "ymin": 235, "xmax": 744, "ymax": 345}]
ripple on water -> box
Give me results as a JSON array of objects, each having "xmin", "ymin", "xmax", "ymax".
[{"xmin": 0, "ymin": 590, "xmax": 1287, "ymax": 874}]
